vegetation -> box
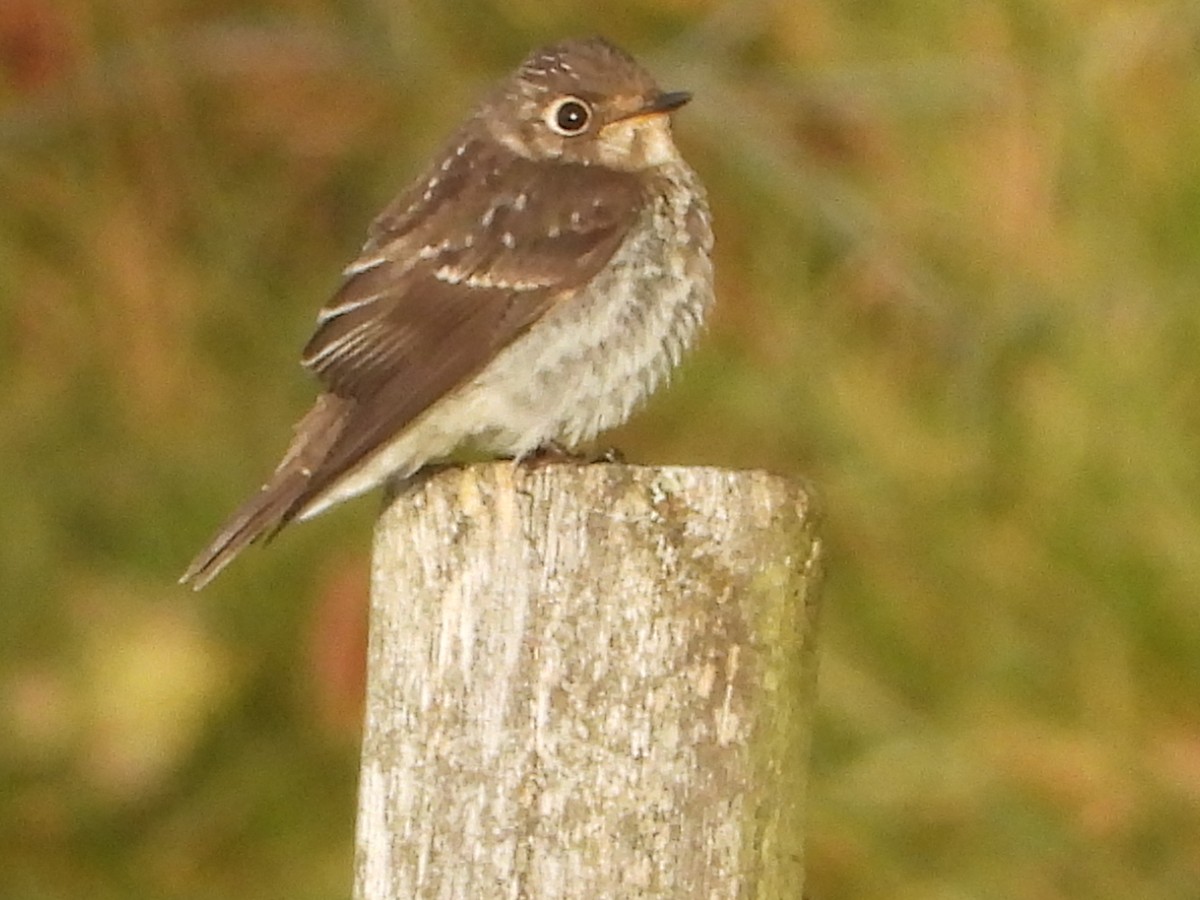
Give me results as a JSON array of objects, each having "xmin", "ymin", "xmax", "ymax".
[{"xmin": 2, "ymin": 1, "xmax": 1199, "ymax": 897}]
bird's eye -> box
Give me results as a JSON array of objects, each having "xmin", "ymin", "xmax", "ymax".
[{"xmin": 546, "ymin": 96, "xmax": 592, "ymax": 136}]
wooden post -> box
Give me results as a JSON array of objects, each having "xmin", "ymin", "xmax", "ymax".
[{"xmin": 354, "ymin": 462, "xmax": 822, "ymax": 899}]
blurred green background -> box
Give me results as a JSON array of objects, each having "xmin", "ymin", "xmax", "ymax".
[{"xmin": 3, "ymin": 0, "xmax": 1200, "ymax": 897}]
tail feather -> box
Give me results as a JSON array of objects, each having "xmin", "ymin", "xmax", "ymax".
[
  {"xmin": 179, "ymin": 470, "xmax": 310, "ymax": 590},
  {"xmin": 181, "ymin": 393, "xmax": 349, "ymax": 589}
]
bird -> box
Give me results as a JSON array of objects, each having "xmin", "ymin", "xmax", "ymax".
[{"xmin": 181, "ymin": 36, "xmax": 714, "ymax": 589}]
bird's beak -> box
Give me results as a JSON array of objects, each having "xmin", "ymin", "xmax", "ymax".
[{"xmin": 619, "ymin": 90, "xmax": 692, "ymax": 122}]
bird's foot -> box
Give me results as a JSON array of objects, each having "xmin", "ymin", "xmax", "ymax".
[
  {"xmin": 518, "ymin": 442, "xmax": 586, "ymax": 469},
  {"xmin": 517, "ymin": 443, "xmax": 626, "ymax": 469}
]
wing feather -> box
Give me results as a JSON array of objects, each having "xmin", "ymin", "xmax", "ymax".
[{"xmin": 290, "ymin": 135, "xmax": 646, "ymax": 508}]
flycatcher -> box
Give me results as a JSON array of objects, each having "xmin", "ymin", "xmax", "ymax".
[{"xmin": 182, "ymin": 36, "xmax": 714, "ymax": 588}]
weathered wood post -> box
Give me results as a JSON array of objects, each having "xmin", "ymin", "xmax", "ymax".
[{"xmin": 354, "ymin": 462, "xmax": 822, "ymax": 899}]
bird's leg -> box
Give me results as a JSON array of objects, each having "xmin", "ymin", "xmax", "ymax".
[
  {"xmin": 518, "ymin": 441, "xmax": 585, "ymax": 468},
  {"xmin": 517, "ymin": 442, "xmax": 626, "ymax": 469}
]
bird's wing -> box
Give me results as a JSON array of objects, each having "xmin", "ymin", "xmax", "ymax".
[
  {"xmin": 295, "ymin": 134, "xmax": 646, "ymax": 502},
  {"xmin": 181, "ymin": 138, "xmax": 646, "ymax": 589}
]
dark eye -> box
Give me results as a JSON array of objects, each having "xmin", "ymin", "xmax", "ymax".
[{"xmin": 546, "ymin": 96, "xmax": 592, "ymax": 136}]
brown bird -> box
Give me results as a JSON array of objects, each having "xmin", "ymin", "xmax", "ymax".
[{"xmin": 181, "ymin": 36, "xmax": 714, "ymax": 588}]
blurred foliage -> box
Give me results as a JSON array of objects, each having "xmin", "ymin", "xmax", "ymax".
[{"xmin": 2, "ymin": 0, "xmax": 1199, "ymax": 897}]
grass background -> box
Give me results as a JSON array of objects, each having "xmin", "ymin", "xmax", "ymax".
[{"xmin": 3, "ymin": 0, "xmax": 1200, "ymax": 897}]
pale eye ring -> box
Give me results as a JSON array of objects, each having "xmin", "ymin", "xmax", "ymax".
[{"xmin": 545, "ymin": 96, "xmax": 592, "ymax": 136}]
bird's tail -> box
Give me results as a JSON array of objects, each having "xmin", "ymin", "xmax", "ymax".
[
  {"xmin": 180, "ymin": 394, "xmax": 348, "ymax": 590},
  {"xmin": 179, "ymin": 469, "xmax": 310, "ymax": 590}
]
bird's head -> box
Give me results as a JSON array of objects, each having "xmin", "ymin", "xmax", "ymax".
[{"xmin": 481, "ymin": 36, "xmax": 691, "ymax": 171}]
